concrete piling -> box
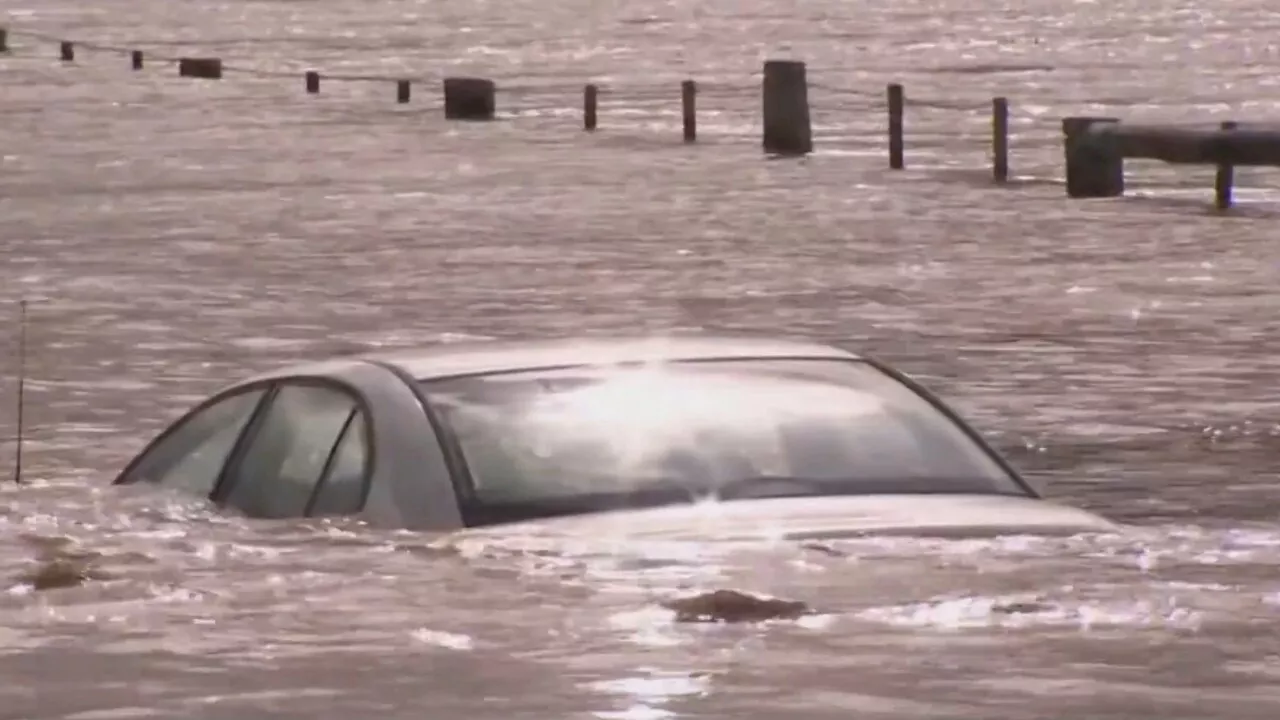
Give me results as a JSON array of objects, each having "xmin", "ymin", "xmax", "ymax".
[
  {"xmin": 1062, "ymin": 116, "xmax": 1124, "ymax": 198},
  {"xmin": 443, "ymin": 77, "xmax": 496, "ymax": 120},
  {"xmin": 761, "ymin": 60, "xmax": 812, "ymax": 155},
  {"xmin": 178, "ymin": 57, "xmax": 223, "ymax": 79}
]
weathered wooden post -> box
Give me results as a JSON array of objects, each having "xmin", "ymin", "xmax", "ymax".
[
  {"xmin": 583, "ymin": 84, "xmax": 597, "ymax": 131},
  {"xmin": 443, "ymin": 77, "xmax": 496, "ymax": 120},
  {"xmin": 682, "ymin": 80, "xmax": 697, "ymax": 143},
  {"xmin": 1062, "ymin": 116, "xmax": 1124, "ymax": 198},
  {"xmin": 0, "ymin": 27, "xmax": 9, "ymax": 53},
  {"xmin": 1215, "ymin": 120, "xmax": 1237, "ymax": 210},
  {"xmin": 178, "ymin": 57, "xmax": 223, "ymax": 79},
  {"xmin": 887, "ymin": 83, "xmax": 905, "ymax": 169},
  {"xmin": 305, "ymin": 71, "xmax": 320, "ymax": 94},
  {"xmin": 396, "ymin": 80, "xmax": 410, "ymax": 104},
  {"xmin": 131, "ymin": 50, "xmax": 143, "ymax": 70},
  {"xmin": 60, "ymin": 41, "xmax": 73, "ymax": 62},
  {"xmin": 761, "ymin": 60, "xmax": 812, "ymax": 155},
  {"xmin": 992, "ymin": 97, "xmax": 1009, "ymax": 183}
]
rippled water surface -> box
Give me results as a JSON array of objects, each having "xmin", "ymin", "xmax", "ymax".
[{"xmin": 3, "ymin": 0, "xmax": 1280, "ymax": 718}]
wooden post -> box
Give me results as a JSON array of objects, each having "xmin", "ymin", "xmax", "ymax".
[
  {"xmin": 887, "ymin": 83, "xmax": 904, "ymax": 169},
  {"xmin": 397, "ymin": 80, "xmax": 410, "ymax": 103},
  {"xmin": 682, "ymin": 80, "xmax": 697, "ymax": 143},
  {"xmin": 0, "ymin": 27, "xmax": 9, "ymax": 53},
  {"xmin": 443, "ymin": 77, "xmax": 496, "ymax": 120},
  {"xmin": 583, "ymin": 84, "xmax": 597, "ymax": 131},
  {"xmin": 131, "ymin": 50, "xmax": 143, "ymax": 71},
  {"xmin": 992, "ymin": 97, "xmax": 1009, "ymax": 183},
  {"xmin": 60, "ymin": 41, "xmax": 73, "ymax": 62},
  {"xmin": 305, "ymin": 71, "xmax": 320, "ymax": 94},
  {"xmin": 761, "ymin": 60, "xmax": 812, "ymax": 155},
  {"xmin": 178, "ymin": 57, "xmax": 223, "ymax": 79},
  {"xmin": 1215, "ymin": 120, "xmax": 1237, "ymax": 210},
  {"xmin": 1062, "ymin": 116, "xmax": 1124, "ymax": 198}
]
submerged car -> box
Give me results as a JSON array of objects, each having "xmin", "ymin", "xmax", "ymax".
[{"xmin": 113, "ymin": 335, "xmax": 1116, "ymax": 540}]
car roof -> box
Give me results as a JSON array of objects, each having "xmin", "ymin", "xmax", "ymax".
[{"xmin": 368, "ymin": 334, "xmax": 861, "ymax": 381}]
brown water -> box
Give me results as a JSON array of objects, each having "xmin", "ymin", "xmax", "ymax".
[{"xmin": 3, "ymin": 0, "xmax": 1280, "ymax": 718}]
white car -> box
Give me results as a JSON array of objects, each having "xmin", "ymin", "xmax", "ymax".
[{"xmin": 113, "ymin": 335, "xmax": 1116, "ymax": 540}]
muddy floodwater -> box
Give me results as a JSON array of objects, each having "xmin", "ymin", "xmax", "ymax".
[{"xmin": 3, "ymin": 0, "xmax": 1280, "ymax": 718}]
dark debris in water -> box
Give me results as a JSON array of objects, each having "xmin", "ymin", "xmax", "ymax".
[
  {"xmin": 18, "ymin": 557, "xmax": 111, "ymax": 591},
  {"xmin": 15, "ymin": 533, "xmax": 115, "ymax": 591},
  {"xmin": 799, "ymin": 541, "xmax": 849, "ymax": 558},
  {"xmin": 663, "ymin": 589, "xmax": 811, "ymax": 624},
  {"xmin": 991, "ymin": 598, "xmax": 1053, "ymax": 615}
]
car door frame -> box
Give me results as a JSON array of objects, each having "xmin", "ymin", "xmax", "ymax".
[
  {"xmin": 208, "ymin": 376, "xmax": 377, "ymax": 515},
  {"xmin": 111, "ymin": 380, "xmax": 276, "ymax": 489},
  {"xmin": 113, "ymin": 374, "xmax": 376, "ymax": 508}
]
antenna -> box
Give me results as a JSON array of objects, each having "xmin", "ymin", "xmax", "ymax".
[{"xmin": 13, "ymin": 299, "xmax": 27, "ymax": 485}]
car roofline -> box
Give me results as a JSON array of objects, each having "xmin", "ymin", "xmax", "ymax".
[
  {"xmin": 373, "ymin": 335, "xmax": 863, "ymax": 381},
  {"xmin": 216, "ymin": 335, "xmax": 865, "ymax": 388}
]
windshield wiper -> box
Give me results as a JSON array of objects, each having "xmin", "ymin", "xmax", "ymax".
[
  {"xmin": 703, "ymin": 476, "xmax": 1003, "ymax": 500},
  {"xmin": 703, "ymin": 475, "xmax": 835, "ymax": 500}
]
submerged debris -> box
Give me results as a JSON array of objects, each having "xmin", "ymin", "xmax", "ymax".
[
  {"xmin": 798, "ymin": 541, "xmax": 849, "ymax": 558},
  {"xmin": 14, "ymin": 534, "xmax": 113, "ymax": 591},
  {"xmin": 991, "ymin": 598, "xmax": 1053, "ymax": 615},
  {"xmin": 18, "ymin": 557, "xmax": 111, "ymax": 591},
  {"xmin": 663, "ymin": 589, "xmax": 811, "ymax": 624}
]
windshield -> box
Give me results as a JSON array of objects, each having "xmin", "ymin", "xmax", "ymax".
[{"xmin": 421, "ymin": 358, "xmax": 1025, "ymax": 524}]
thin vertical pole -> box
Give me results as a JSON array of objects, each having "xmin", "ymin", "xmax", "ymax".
[
  {"xmin": 1214, "ymin": 120, "xmax": 1237, "ymax": 210},
  {"xmin": 992, "ymin": 97, "xmax": 1009, "ymax": 183},
  {"xmin": 887, "ymin": 83, "xmax": 904, "ymax": 169}
]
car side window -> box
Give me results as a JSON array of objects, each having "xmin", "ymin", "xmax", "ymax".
[
  {"xmin": 306, "ymin": 410, "xmax": 370, "ymax": 516},
  {"xmin": 121, "ymin": 389, "xmax": 266, "ymax": 496},
  {"xmin": 221, "ymin": 383, "xmax": 360, "ymax": 519}
]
